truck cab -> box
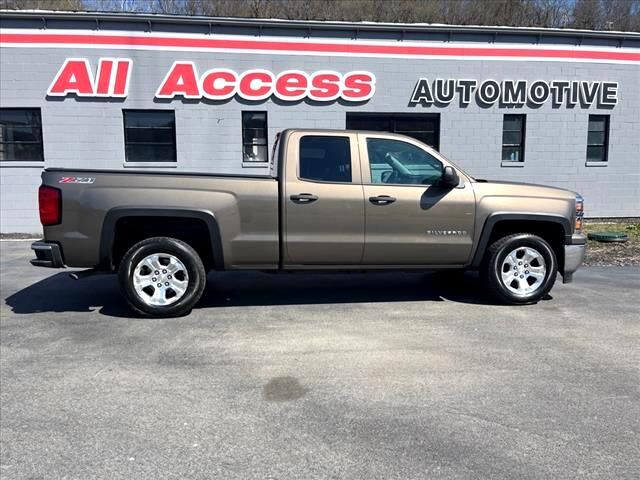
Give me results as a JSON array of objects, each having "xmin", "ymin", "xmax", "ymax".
[{"xmin": 279, "ymin": 129, "xmax": 475, "ymax": 267}]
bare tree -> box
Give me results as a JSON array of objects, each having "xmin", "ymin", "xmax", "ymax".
[
  {"xmin": 529, "ymin": 0, "xmax": 573, "ymax": 28},
  {"xmin": 600, "ymin": 0, "xmax": 638, "ymax": 31},
  {"xmin": 0, "ymin": 0, "xmax": 84, "ymax": 9},
  {"xmin": 1, "ymin": 0, "xmax": 637, "ymax": 32},
  {"xmin": 571, "ymin": 0, "xmax": 602, "ymax": 29}
]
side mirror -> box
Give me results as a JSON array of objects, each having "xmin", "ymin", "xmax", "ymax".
[{"xmin": 441, "ymin": 166, "xmax": 460, "ymax": 187}]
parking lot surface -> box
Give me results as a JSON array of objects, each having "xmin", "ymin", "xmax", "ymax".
[{"xmin": 1, "ymin": 240, "xmax": 639, "ymax": 479}]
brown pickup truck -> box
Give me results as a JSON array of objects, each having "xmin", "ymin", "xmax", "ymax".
[{"xmin": 31, "ymin": 129, "xmax": 586, "ymax": 317}]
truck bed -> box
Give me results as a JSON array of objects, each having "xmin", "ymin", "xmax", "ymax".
[{"xmin": 41, "ymin": 168, "xmax": 280, "ymax": 270}]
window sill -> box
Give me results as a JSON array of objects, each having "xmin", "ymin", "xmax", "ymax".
[
  {"xmin": 242, "ymin": 162, "xmax": 269, "ymax": 168},
  {"xmin": 501, "ymin": 161, "xmax": 525, "ymax": 167},
  {"xmin": 123, "ymin": 162, "xmax": 177, "ymax": 168},
  {"xmin": 585, "ymin": 161, "xmax": 608, "ymax": 167},
  {"xmin": 0, "ymin": 161, "xmax": 44, "ymax": 168}
]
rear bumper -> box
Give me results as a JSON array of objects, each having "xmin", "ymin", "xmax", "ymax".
[
  {"xmin": 562, "ymin": 234, "xmax": 587, "ymax": 283},
  {"xmin": 30, "ymin": 241, "xmax": 65, "ymax": 268}
]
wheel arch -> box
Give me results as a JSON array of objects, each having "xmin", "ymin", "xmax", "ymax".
[
  {"xmin": 99, "ymin": 207, "xmax": 224, "ymax": 271},
  {"xmin": 471, "ymin": 213, "xmax": 571, "ymax": 269}
]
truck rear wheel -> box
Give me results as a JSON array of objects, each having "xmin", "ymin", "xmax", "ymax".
[
  {"xmin": 483, "ymin": 233, "xmax": 557, "ymax": 305},
  {"xmin": 118, "ymin": 237, "xmax": 206, "ymax": 317}
]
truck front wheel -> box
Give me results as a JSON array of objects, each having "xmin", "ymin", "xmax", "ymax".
[
  {"xmin": 118, "ymin": 237, "xmax": 206, "ymax": 317},
  {"xmin": 483, "ymin": 233, "xmax": 557, "ymax": 305}
]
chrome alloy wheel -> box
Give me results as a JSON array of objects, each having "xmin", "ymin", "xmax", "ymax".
[
  {"xmin": 500, "ymin": 246, "xmax": 547, "ymax": 296},
  {"xmin": 132, "ymin": 253, "xmax": 189, "ymax": 306}
]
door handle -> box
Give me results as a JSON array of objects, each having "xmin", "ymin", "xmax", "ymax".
[
  {"xmin": 290, "ymin": 193, "xmax": 319, "ymax": 204},
  {"xmin": 369, "ymin": 195, "xmax": 396, "ymax": 205}
]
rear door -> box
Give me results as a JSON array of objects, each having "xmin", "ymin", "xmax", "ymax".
[
  {"xmin": 359, "ymin": 134, "xmax": 475, "ymax": 266},
  {"xmin": 283, "ymin": 131, "xmax": 364, "ymax": 265}
]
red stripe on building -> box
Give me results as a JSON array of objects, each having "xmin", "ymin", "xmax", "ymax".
[{"xmin": 2, "ymin": 32, "xmax": 639, "ymax": 62}]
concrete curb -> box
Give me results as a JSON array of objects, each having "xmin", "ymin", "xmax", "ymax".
[{"xmin": 0, "ymin": 238, "xmax": 39, "ymax": 242}]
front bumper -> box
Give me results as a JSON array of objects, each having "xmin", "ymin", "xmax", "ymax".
[
  {"xmin": 30, "ymin": 241, "xmax": 64, "ymax": 268},
  {"xmin": 562, "ymin": 234, "xmax": 587, "ymax": 283}
]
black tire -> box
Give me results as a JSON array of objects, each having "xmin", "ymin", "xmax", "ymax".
[
  {"xmin": 118, "ymin": 237, "xmax": 206, "ymax": 317},
  {"xmin": 482, "ymin": 233, "xmax": 558, "ymax": 305}
]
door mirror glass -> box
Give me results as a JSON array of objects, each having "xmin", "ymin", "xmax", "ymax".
[{"xmin": 366, "ymin": 138, "xmax": 443, "ymax": 185}]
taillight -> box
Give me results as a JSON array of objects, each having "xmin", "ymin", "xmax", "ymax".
[{"xmin": 38, "ymin": 185, "xmax": 61, "ymax": 226}]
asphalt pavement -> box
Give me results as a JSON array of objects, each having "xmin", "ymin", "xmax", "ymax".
[{"xmin": 1, "ymin": 240, "xmax": 639, "ymax": 480}]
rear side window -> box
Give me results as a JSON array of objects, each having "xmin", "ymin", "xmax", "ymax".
[{"xmin": 299, "ymin": 136, "xmax": 352, "ymax": 183}]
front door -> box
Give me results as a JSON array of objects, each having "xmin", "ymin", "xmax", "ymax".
[
  {"xmin": 283, "ymin": 132, "xmax": 364, "ymax": 265},
  {"xmin": 359, "ymin": 134, "xmax": 475, "ymax": 266}
]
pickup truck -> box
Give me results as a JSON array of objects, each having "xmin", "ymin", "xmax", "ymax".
[{"xmin": 31, "ymin": 129, "xmax": 586, "ymax": 317}]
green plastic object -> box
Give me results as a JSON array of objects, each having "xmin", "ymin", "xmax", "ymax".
[{"xmin": 587, "ymin": 232, "xmax": 629, "ymax": 243}]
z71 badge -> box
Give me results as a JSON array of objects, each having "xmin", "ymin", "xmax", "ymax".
[{"xmin": 59, "ymin": 176, "xmax": 95, "ymax": 184}]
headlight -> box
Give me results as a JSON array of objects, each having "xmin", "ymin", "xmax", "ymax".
[{"xmin": 575, "ymin": 194, "xmax": 584, "ymax": 233}]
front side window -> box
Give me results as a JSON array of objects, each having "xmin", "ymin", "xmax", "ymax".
[
  {"xmin": 587, "ymin": 115, "xmax": 609, "ymax": 163},
  {"xmin": 0, "ymin": 108, "xmax": 44, "ymax": 162},
  {"xmin": 366, "ymin": 138, "xmax": 442, "ymax": 185},
  {"xmin": 299, "ymin": 136, "xmax": 352, "ymax": 183},
  {"xmin": 242, "ymin": 111, "xmax": 268, "ymax": 163},
  {"xmin": 502, "ymin": 114, "xmax": 526, "ymax": 163},
  {"xmin": 123, "ymin": 110, "xmax": 176, "ymax": 162}
]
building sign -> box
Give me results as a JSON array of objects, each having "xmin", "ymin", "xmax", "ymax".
[
  {"xmin": 46, "ymin": 58, "xmax": 376, "ymax": 102},
  {"xmin": 46, "ymin": 58, "xmax": 619, "ymax": 108},
  {"xmin": 47, "ymin": 58, "xmax": 132, "ymax": 98},
  {"xmin": 409, "ymin": 79, "xmax": 618, "ymax": 107},
  {"xmin": 156, "ymin": 62, "xmax": 375, "ymax": 101}
]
